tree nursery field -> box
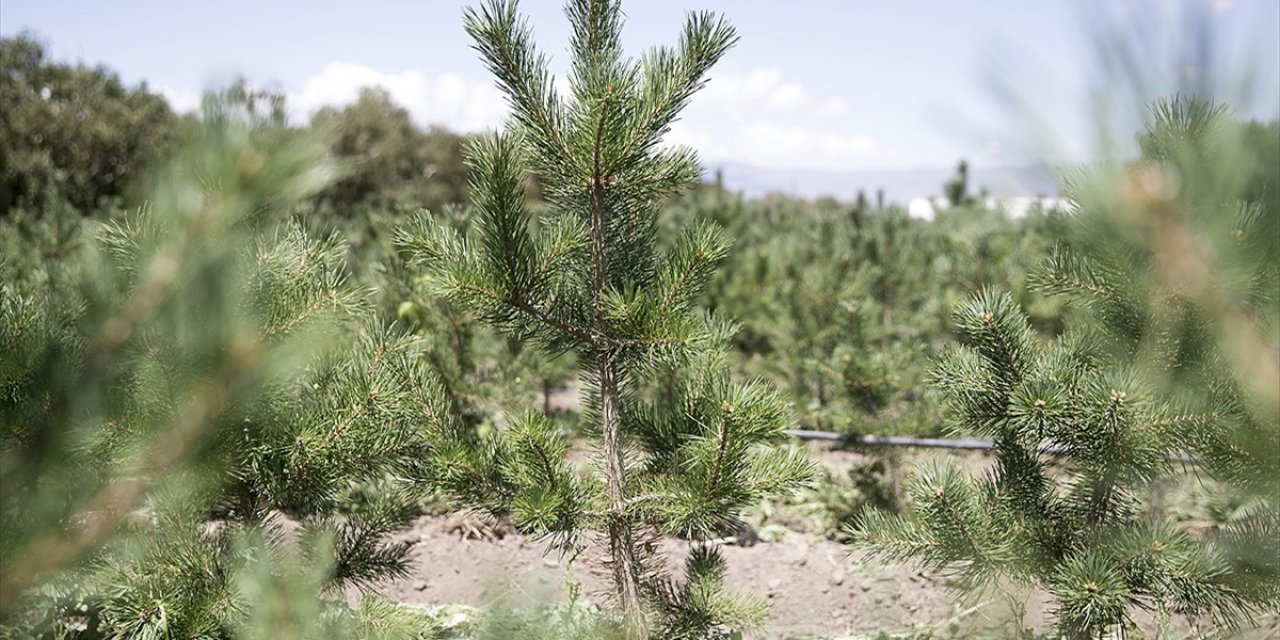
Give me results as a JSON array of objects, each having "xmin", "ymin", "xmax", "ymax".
[{"xmin": 1, "ymin": 1, "xmax": 1278, "ymax": 639}]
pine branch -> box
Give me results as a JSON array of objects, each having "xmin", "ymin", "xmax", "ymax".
[
  {"xmin": 0, "ymin": 334, "xmax": 264, "ymax": 604},
  {"xmin": 464, "ymin": 1, "xmax": 579, "ymax": 179}
]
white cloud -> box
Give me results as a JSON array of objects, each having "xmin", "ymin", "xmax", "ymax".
[
  {"xmin": 158, "ymin": 86, "xmax": 201, "ymax": 114},
  {"xmin": 156, "ymin": 62, "xmax": 897, "ymax": 171},
  {"xmin": 692, "ymin": 67, "xmax": 848, "ymax": 117},
  {"xmin": 653, "ymin": 66, "xmax": 908, "ymax": 170},
  {"xmin": 817, "ymin": 98, "xmax": 848, "ymax": 115},
  {"xmin": 286, "ymin": 62, "xmax": 508, "ymax": 132}
]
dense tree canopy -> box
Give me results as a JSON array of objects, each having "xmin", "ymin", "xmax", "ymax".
[
  {"xmin": 0, "ymin": 34, "xmax": 183, "ymax": 215},
  {"xmin": 312, "ymin": 87, "xmax": 470, "ymax": 214}
]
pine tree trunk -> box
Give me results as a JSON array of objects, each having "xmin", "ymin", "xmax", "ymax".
[
  {"xmin": 589, "ymin": 170, "xmax": 647, "ymax": 637},
  {"xmin": 599, "ymin": 355, "xmax": 647, "ymax": 638}
]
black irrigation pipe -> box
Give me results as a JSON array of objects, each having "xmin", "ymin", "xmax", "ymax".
[
  {"xmin": 786, "ymin": 430, "xmax": 995, "ymax": 450},
  {"xmin": 784, "ymin": 429, "xmax": 1201, "ymax": 464}
]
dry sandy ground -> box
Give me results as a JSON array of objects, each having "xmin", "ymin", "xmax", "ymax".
[
  {"xmin": 354, "ymin": 443, "xmax": 1002, "ymax": 638},
  {"xmin": 366, "ymin": 512, "xmax": 990, "ymax": 639},
  {"xmin": 353, "ymin": 444, "xmax": 1278, "ymax": 639}
]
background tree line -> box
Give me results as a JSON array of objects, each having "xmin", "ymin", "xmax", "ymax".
[
  {"xmin": 0, "ymin": 31, "xmax": 1075, "ymax": 443},
  {"xmin": 1, "ymin": 34, "xmax": 471, "ymax": 220},
  {"xmin": 6, "ymin": 31, "xmax": 1277, "ymax": 445}
]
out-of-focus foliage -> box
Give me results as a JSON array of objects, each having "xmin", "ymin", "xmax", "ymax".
[
  {"xmin": 1052, "ymin": 97, "xmax": 1279, "ymax": 497},
  {"xmin": 0, "ymin": 93, "xmax": 452, "ymax": 638},
  {"xmin": 0, "ymin": 34, "xmax": 184, "ymax": 216},
  {"xmin": 855, "ymin": 99, "xmax": 1280, "ymax": 639},
  {"xmin": 942, "ymin": 160, "xmax": 978, "ymax": 208}
]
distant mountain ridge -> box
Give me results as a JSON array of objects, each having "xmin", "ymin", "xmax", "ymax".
[{"xmin": 708, "ymin": 162, "xmax": 1061, "ymax": 205}]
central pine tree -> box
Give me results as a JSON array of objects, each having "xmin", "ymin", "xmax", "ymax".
[{"xmin": 400, "ymin": 1, "xmax": 812, "ymax": 637}]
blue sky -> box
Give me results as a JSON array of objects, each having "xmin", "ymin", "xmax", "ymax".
[{"xmin": 3, "ymin": 0, "xmax": 1276, "ymax": 172}]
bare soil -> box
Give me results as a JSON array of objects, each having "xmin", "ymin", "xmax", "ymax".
[
  {"xmin": 371, "ymin": 514, "xmax": 975, "ymax": 639},
  {"xmin": 359, "ymin": 446, "xmax": 1030, "ymax": 639},
  {"xmin": 360, "ymin": 444, "xmax": 1279, "ymax": 639}
]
